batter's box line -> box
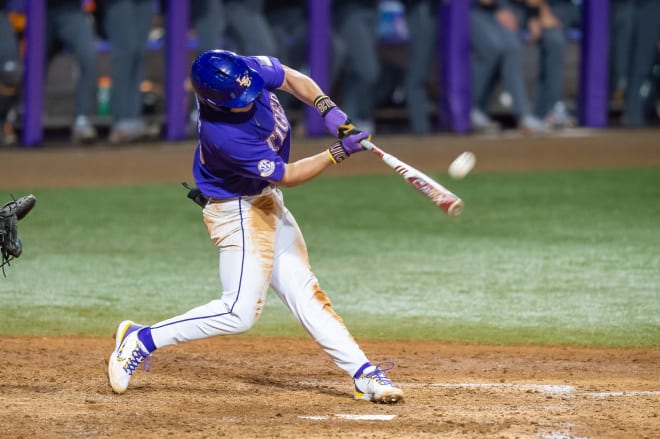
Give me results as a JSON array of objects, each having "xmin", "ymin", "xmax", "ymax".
[
  {"xmin": 585, "ymin": 390, "xmax": 660, "ymax": 398},
  {"xmin": 297, "ymin": 381, "xmax": 660, "ymax": 398},
  {"xmin": 408, "ymin": 383, "xmax": 660, "ymax": 398},
  {"xmin": 413, "ymin": 382, "xmax": 576, "ymax": 395}
]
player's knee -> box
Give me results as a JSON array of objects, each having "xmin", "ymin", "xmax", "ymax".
[
  {"xmin": 230, "ymin": 310, "xmax": 259, "ymax": 334},
  {"xmin": 0, "ymin": 60, "xmax": 23, "ymax": 91}
]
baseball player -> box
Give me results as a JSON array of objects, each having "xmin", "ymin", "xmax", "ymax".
[{"xmin": 107, "ymin": 50, "xmax": 404, "ymax": 404}]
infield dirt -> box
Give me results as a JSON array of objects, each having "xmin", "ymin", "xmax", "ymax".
[{"xmin": 1, "ymin": 129, "xmax": 659, "ymax": 438}]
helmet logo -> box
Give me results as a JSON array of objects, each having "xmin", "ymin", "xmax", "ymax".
[{"xmin": 236, "ymin": 74, "xmax": 252, "ymax": 88}]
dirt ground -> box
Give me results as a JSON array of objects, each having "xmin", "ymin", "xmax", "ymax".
[{"xmin": 1, "ymin": 128, "xmax": 659, "ymax": 438}]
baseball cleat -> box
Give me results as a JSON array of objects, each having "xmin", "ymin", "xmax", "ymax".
[
  {"xmin": 108, "ymin": 320, "xmax": 150, "ymax": 394},
  {"xmin": 353, "ymin": 361, "xmax": 404, "ymax": 404}
]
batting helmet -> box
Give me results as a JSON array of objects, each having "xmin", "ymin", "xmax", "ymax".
[{"xmin": 191, "ymin": 50, "xmax": 264, "ymax": 109}]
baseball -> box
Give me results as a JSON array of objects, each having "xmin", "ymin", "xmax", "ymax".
[{"xmin": 448, "ymin": 152, "xmax": 476, "ymax": 179}]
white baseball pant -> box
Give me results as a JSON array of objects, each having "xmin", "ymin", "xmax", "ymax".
[{"xmin": 149, "ymin": 186, "xmax": 370, "ymax": 377}]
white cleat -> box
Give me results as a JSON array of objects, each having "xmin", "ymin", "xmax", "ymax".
[
  {"xmin": 354, "ymin": 362, "xmax": 404, "ymax": 404},
  {"xmin": 108, "ymin": 320, "xmax": 150, "ymax": 394}
]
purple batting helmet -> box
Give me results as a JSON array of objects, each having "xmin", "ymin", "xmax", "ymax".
[{"xmin": 191, "ymin": 50, "xmax": 264, "ymax": 109}]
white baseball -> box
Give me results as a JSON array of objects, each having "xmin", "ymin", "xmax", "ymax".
[{"xmin": 448, "ymin": 152, "xmax": 476, "ymax": 179}]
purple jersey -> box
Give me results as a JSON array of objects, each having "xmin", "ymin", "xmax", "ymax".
[{"xmin": 192, "ymin": 56, "xmax": 290, "ymax": 199}]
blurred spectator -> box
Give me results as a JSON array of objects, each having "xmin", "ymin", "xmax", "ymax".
[
  {"xmin": 189, "ymin": 0, "xmax": 278, "ymax": 56},
  {"xmin": 264, "ymin": 0, "xmax": 308, "ymax": 128},
  {"xmin": 46, "ymin": 0, "xmax": 98, "ymax": 143},
  {"xmin": 185, "ymin": 0, "xmax": 276, "ymax": 135},
  {"xmin": 266, "ymin": 0, "xmax": 308, "ymax": 72},
  {"xmin": 333, "ymin": 0, "xmax": 381, "ymax": 133},
  {"xmin": 609, "ymin": 0, "xmax": 635, "ymax": 112},
  {"xmin": 615, "ymin": 0, "xmax": 660, "ymax": 127},
  {"xmin": 267, "ymin": 1, "xmax": 365, "ymax": 135},
  {"xmin": 469, "ymin": 0, "xmax": 546, "ymax": 134},
  {"xmin": 402, "ymin": 0, "xmax": 436, "ymax": 134},
  {"xmin": 97, "ymin": 0, "xmax": 155, "ymax": 143},
  {"xmin": 190, "ymin": 0, "xmax": 224, "ymax": 54},
  {"xmin": 224, "ymin": 0, "xmax": 277, "ymax": 56},
  {"xmin": 510, "ymin": 0, "xmax": 575, "ymax": 130},
  {"xmin": 0, "ymin": 0, "xmax": 22, "ymax": 146}
]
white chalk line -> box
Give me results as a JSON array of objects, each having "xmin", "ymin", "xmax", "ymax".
[
  {"xmin": 424, "ymin": 383, "xmax": 660, "ymax": 398},
  {"xmin": 427, "ymin": 382, "xmax": 576, "ymax": 395},
  {"xmin": 299, "ymin": 380, "xmax": 659, "ymax": 398},
  {"xmin": 588, "ymin": 390, "xmax": 660, "ymax": 397},
  {"xmin": 299, "ymin": 414, "xmax": 396, "ymax": 421}
]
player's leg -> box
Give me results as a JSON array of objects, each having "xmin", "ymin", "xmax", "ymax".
[
  {"xmin": 109, "ymin": 192, "xmax": 275, "ymax": 393},
  {"xmin": 0, "ymin": 12, "xmax": 21, "ymax": 145},
  {"xmin": 536, "ymin": 27, "xmax": 566, "ymax": 121},
  {"xmin": 149, "ymin": 194, "xmax": 276, "ymax": 346},
  {"xmin": 269, "ymin": 190, "xmax": 403, "ymax": 402},
  {"xmin": 335, "ymin": 4, "xmax": 380, "ymax": 131},
  {"xmin": 404, "ymin": 0, "xmax": 435, "ymax": 134},
  {"xmin": 469, "ymin": 8, "xmax": 505, "ymax": 130},
  {"xmin": 53, "ymin": 6, "xmax": 98, "ymax": 142}
]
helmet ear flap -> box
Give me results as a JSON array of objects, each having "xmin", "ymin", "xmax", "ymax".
[{"xmin": 191, "ymin": 50, "xmax": 264, "ymax": 108}]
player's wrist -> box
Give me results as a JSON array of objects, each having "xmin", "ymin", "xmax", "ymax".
[
  {"xmin": 326, "ymin": 141, "xmax": 348, "ymax": 164},
  {"xmin": 313, "ymin": 95, "xmax": 337, "ymax": 117}
]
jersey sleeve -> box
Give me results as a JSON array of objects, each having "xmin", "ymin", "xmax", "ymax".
[{"xmin": 244, "ymin": 55, "xmax": 285, "ymax": 90}]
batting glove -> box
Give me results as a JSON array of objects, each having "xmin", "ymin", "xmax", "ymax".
[
  {"xmin": 326, "ymin": 130, "xmax": 370, "ymax": 165},
  {"xmin": 314, "ymin": 94, "xmax": 349, "ymax": 137},
  {"xmin": 340, "ymin": 128, "xmax": 370, "ymax": 155}
]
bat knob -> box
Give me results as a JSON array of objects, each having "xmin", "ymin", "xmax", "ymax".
[{"xmin": 447, "ymin": 199, "xmax": 464, "ymax": 217}]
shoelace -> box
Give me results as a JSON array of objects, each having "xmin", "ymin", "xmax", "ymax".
[
  {"xmin": 365, "ymin": 361, "xmax": 395, "ymax": 385},
  {"xmin": 123, "ymin": 343, "xmax": 152, "ymax": 375}
]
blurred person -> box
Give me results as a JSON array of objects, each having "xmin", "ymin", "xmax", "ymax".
[
  {"xmin": 620, "ymin": 0, "xmax": 660, "ymax": 126},
  {"xmin": 0, "ymin": 0, "xmax": 22, "ymax": 146},
  {"xmin": 186, "ymin": 0, "xmax": 276, "ymax": 135},
  {"xmin": 224, "ymin": 0, "xmax": 277, "ymax": 56},
  {"xmin": 469, "ymin": 0, "xmax": 546, "ymax": 134},
  {"xmin": 46, "ymin": 0, "xmax": 99, "ymax": 143},
  {"xmin": 187, "ymin": 0, "xmax": 277, "ymax": 59},
  {"xmin": 98, "ymin": 0, "xmax": 155, "ymax": 143},
  {"xmin": 609, "ymin": 0, "xmax": 635, "ymax": 111},
  {"xmin": 402, "ymin": 0, "xmax": 437, "ymax": 134},
  {"xmin": 264, "ymin": 0, "xmax": 309, "ymax": 127},
  {"xmin": 266, "ymin": 0, "xmax": 348, "ymax": 131},
  {"xmin": 333, "ymin": 0, "xmax": 381, "ymax": 133},
  {"xmin": 107, "ymin": 49, "xmax": 404, "ymax": 404},
  {"xmin": 510, "ymin": 0, "xmax": 575, "ymax": 129},
  {"xmin": 190, "ymin": 0, "xmax": 224, "ymax": 55}
]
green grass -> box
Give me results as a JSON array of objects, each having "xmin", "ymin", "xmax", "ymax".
[{"xmin": 1, "ymin": 168, "xmax": 659, "ymax": 347}]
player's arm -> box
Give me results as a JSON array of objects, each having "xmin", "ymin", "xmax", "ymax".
[
  {"xmin": 278, "ymin": 65, "xmax": 324, "ymax": 107},
  {"xmin": 271, "ymin": 137, "xmax": 370, "ymax": 188},
  {"xmin": 273, "ymin": 151, "xmax": 335, "ymax": 188},
  {"xmin": 277, "ymin": 65, "xmax": 366, "ymax": 140}
]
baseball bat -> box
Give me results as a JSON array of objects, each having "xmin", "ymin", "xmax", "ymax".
[{"xmin": 360, "ymin": 140, "xmax": 464, "ymax": 217}]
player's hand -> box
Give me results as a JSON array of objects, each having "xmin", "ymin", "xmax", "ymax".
[
  {"xmin": 323, "ymin": 106, "xmax": 349, "ymax": 137},
  {"xmin": 340, "ymin": 128, "xmax": 370, "ymax": 156}
]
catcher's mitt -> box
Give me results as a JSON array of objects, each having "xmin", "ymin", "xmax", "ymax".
[{"xmin": 1, "ymin": 194, "xmax": 37, "ymax": 276}]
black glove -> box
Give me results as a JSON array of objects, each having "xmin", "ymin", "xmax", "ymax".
[
  {"xmin": 181, "ymin": 182, "xmax": 209, "ymax": 208},
  {"xmin": 1, "ymin": 194, "xmax": 36, "ymax": 275}
]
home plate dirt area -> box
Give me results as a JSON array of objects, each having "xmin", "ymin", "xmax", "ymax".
[
  {"xmin": 1, "ymin": 129, "xmax": 659, "ymax": 438},
  {"xmin": 0, "ymin": 337, "xmax": 658, "ymax": 438}
]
